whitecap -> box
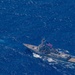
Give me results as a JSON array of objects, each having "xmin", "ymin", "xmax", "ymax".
[
  {"xmin": 47, "ymin": 58, "xmax": 55, "ymax": 62},
  {"xmin": 33, "ymin": 53, "xmax": 42, "ymax": 58}
]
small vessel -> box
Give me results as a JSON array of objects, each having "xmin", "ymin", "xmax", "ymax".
[{"xmin": 23, "ymin": 39, "xmax": 75, "ymax": 63}]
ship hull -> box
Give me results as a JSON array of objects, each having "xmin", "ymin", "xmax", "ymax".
[{"xmin": 23, "ymin": 43, "xmax": 75, "ymax": 63}]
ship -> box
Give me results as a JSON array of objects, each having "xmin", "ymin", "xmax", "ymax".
[{"xmin": 23, "ymin": 39, "xmax": 75, "ymax": 63}]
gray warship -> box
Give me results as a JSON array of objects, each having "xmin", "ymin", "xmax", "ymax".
[{"xmin": 23, "ymin": 39, "xmax": 75, "ymax": 63}]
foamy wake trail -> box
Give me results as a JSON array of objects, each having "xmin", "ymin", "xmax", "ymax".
[
  {"xmin": 33, "ymin": 53, "xmax": 56, "ymax": 63},
  {"xmin": 32, "ymin": 52, "xmax": 75, "ymax": 70}
]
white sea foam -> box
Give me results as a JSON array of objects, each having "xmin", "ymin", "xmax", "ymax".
[
  {"xmin": 33, "ymin": 53, "xmax": 42, "ymax": 58},
  {"xmin": 47, "ymin": 58, "xmax": 55, "ymax": 62}
]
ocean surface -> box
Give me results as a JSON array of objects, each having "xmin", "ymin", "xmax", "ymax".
[{"xmin": 0, "ymin": 0, "xmax": 75, "ymax": 75}]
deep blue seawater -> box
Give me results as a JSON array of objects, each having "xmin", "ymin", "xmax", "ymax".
[{"xmin": 0, "ymin": 0, "xmax": 75, "ymax": 75}]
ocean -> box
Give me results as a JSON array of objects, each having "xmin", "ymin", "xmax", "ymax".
[{"xmin": 0, "ymin": 0, "xmax": 75, "ymax": 75}]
